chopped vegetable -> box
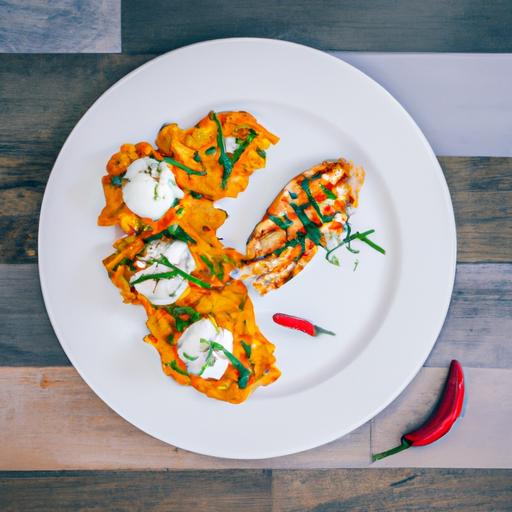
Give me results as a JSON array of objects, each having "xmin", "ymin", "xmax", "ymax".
[
  {"xmin": 155, "ymin": 255, "xmax": 211, "ymax": 289},
  {"xmin": 163, "ymin": 156, "xmax": 206, "ymax": 176}
]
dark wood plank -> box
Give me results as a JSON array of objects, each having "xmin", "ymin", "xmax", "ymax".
[
  {"xmin": 1, "ymin": 469, "xmax": 510, "ymax": 512},
  {"xmin": 272, "ymin": 469, "xmax": 512, "ymax": 511},
  {"xmin": 121, "ymin": 0, "xmax": 512, "ymax": 53},
  {"xmin": 0, "ymin": 470, "xmax": 272, "ymax": 512},
  {"xmin": 1, "ymin": 263, "xmax": 510, "ymax": 367}
]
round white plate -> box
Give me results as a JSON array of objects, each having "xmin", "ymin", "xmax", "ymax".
[{"xmin": 39, "ymin": 38, "xmax": 456, "ymax": 459}]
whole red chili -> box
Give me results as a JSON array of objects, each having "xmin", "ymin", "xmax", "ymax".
[
  {"xmin": 272, "ymin": 313, "xmax": 335, "ymax": 337},
  {"xmin": 372, "ymin": 359, "xmax": 465, "ymax": 461}
]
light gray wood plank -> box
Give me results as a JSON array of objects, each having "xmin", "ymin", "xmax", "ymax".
[
  {"xmin": 371, "ymin": 367, "xmax": 512, "ymax": 468},
  {"xmin": 335, "ymin": 53, "xmax": 512, "ymax": 157},
  {"xmin": 0, "ymin": 367, "xmax": 369, "ymax": 470},
  {"xmin": 2, "ymin": 263, "xmax": 510, "ymax": 368},
  {"xmin": 0, "ymin": 0, "xmax": 120, "ymax": 53},
  {"xmin": 425, "ymin": 263, "xmax": 512, "ymax": 368}
]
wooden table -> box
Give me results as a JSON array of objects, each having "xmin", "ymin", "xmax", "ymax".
[{"xmin": 1, "ymin": 1, "xmax": 511, "ymax": 510}]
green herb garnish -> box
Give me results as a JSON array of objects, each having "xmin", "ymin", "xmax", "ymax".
[
  {"xmin": 241, "ymin": 340, "xmax": 252, "ymax": 358},
  {"xmin": 325, "ymin": 227, "xmax": 385, "ymax": 264},
  {"xmin": 209, "ymin": 111, "xmax": 258, "ymax": 189},
  {"xmin": 209, "ymin": 111, "xmax": 233, "ymax": 189},
  {"xmin": 256, "ymin": 148, "xmax": 266, "ymax": 159},
  {"xmin": 155, "ymin": 255, "xmax": 211, "ymax": 289},
  {"xmin": 290, "ymin": 202, "xmax": 323, "ymax": 246},
  {"xmin": 205, "ymin": 146, "xmax": 216, "ymax": 155},
  {"xmin": 200, "ymin": 254, "xmax": 215, "ymax": 275},
  {"xmin": 320, "ymin": 184, "xmax": 337, "ymax": 200},
  {"xmin": 269, "ymin": 214, "xmax": 292, "ymax": 231},
  {"xmin": 166, "ymin": 305, "xmax": 201, "ymax": 332},
  {"xmin": 193, "ymin": 151, "xmax": 201, "ymax": 163},
  {"xmin": 165, "ymin": 360, "xmax": 189, "ymax": 376},
  {"xmin": 112, "ymin": 257, "xmax": 135, "ymax": 271},
  {"xmin": 200, "ymin": 254, "xmax": 225, "ymax": 281},
  {"xmin": 163, "ymin": 156, "xmax": 206, "ymax": 176},
  {"xmin": 288, "ymin": 190, "xmax": 298, "ymax": 200},
  {"xmin": 353, "ymin": 259, "xmax": 359, "ymax": 272},
  {"xmin": 231, "ymin": 129, "xmax": 257, "ymax": 164},
  {"xmin": 183, "ymin": 352, "xmax": 198, "ymax": 361},
  {"xmin": 300, "ymin": 178, "xmax": 334, "ymax": 223},
  {"xmin": 200, "ymin": 339, "xmax": 251, "ymax": 388},
  {"xmin": 111, "ymin": 175, "xmax": 123, "ymax": 187},
  {"xmin": 130, "ymin": 270, "xmax": 178, "ymax": 285},
  {"xmin": 145, "ymin": 224, "xmax": 195, "ymax": 244}
]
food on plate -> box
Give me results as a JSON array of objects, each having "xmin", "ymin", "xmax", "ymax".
[
  {"xmin": 98, "ymin": 109, "xmax": 380, "ymax": 402},
  {"xmin": 98, "ymin": 110, "xmax": 279, "ymax": 233},
  {"xmin": 272, "ymin": 313, "xmax": 335, "ymax": 337},
  {"xmin": 99, "ymin": 111, "xmax": 280, "ymax": 403},
  {"xmin": 237, "ymin": 159, "xmax": 366, "ymax": 294}
]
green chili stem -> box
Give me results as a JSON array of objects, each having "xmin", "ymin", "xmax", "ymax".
[
  {"xmin": 314, "ymin": 325, "xmax": 336, "ymax": 336},
  {"xmin": 372, "ymin": 438, "xmax": 411, "ymax": 462}
]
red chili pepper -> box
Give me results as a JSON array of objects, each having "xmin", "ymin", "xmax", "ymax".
[
  {"xmin": 372, "ymin": 360, "xmax": 465, "ymax": 461},
  {"xmin": 272, "ymin": 313, "xmax": 335, "ymax": 337}
]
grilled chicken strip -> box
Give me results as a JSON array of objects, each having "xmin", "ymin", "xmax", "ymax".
[{"xmin": 237, "ymin": 159, "xmax": 365, "ymax": 294}]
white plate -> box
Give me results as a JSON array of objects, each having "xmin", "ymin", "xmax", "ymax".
[{"xmin": 39, "ymin": 38, "xmax": 456, "ymax": 459}]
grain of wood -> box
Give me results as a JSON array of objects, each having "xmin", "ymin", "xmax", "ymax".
[
  {"xmin": 1, "ymin": 367, "xmax": 510, "ymax": 470},
  {"xmin": 1, "ymin": 155, "xmax": 510, "ymax": 263},
  {"xmin": 0, "ymin": 0, "xmax": 121, "ymax": 53},
  {"xmin": 121, "ymin": 0, "xmax": 512, "ymax": 53},
  {"xmin": 271, "ymin": 468, "xmax": 512, "ymax": 511},
  {"xmin": 371, "ymin": 368, "xmax": 512, "ymax": 468},
  {"xmin": 0, "ymin": 54, "xmax": 510, "ymax": 262},
  {"xmin": 2, "ymin": 263, "xmax": 510, "ymax": 368},
  {"xmin": 0, "ymin": 470, "xmax": 272, "ymax": 512},
  {"xmin": 0, "ymin": 367, "xmax": 369, "ymax": 470}
]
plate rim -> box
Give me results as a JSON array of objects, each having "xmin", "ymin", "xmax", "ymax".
[{"xmin": 38, "ymin": 37, "xmax": 457, "ymax": 459}]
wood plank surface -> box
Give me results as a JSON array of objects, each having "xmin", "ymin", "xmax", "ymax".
[
  {"xmin": 2, "ymin": 263, "xmax": 510, "ymax": 368},
  {"xmin": 0, "ymin": 0, "xmax": 120, "ymax": 53},
  {"xmin": 0, "ymin": 470, "xmax": 272, "ymax": 512},
  {"xmin": 0, "ymin": 53, "xmax": 510, "ymax": 262},
  {"xmin": 0, "ymin": 366, "xmax": 510, "ymax": 470},
  {"xmin": 0, "ymin": 367, "xmax": 369, "ymax": 470},
  {"xmin": 272, "ymin": 468, "xmax": 512, "ymax": 511},
  {"xmin": 1, "ymin": 469, "xmax": 510, "ymax": 512},
  {"xmin": 121, "ymin": 0, "xmax": 512, "ymax": 53}
]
